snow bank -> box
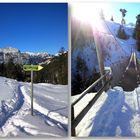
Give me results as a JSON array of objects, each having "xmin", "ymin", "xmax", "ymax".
[
  {"xmin": 0, "ymin": 77, "xmax": 18, "ymax": 106},
  {"xmin": 0, "ymin": 77, "xmax": 24, "ymax": 129}
]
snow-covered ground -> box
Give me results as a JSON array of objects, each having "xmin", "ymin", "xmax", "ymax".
[
  {"xmin": 72, "ymin": 86, "xmax": 140, "ymax": 136},
  {"xmin": 0, "ymin": 76, "xmax": 68, "ymax": 137}
]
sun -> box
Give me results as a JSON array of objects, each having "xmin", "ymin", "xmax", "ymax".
[{"xmin": 72, "ymin": 3, "xmax": 112, "ymax": 26}]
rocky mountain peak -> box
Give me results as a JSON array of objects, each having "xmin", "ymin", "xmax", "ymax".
[
  {"xmin": 0, "ymin": 47, "xmax": 51, "ymax": 64},
  {"xmin": 0, "ymin": 47, "xmax": 20, "ymax": 54}
]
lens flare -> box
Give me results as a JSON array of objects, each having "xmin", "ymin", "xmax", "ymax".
[{"xmin": 72, "ymin": 3, "xmax": 112, "ymax": 28}]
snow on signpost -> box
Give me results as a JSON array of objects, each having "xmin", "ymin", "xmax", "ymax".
[{"xmin": 23, "ymin": 64, "xmax": 43, "ymax": 115}]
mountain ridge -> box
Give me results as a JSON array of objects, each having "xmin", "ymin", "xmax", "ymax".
[{"xmin": 0, "ymin": 47, "xmax": 51, "ymax": 64}]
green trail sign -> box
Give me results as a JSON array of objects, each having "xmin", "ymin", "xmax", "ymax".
[
  {"xmin": 23, "ymin": 65, "xmax": 43, "ymax": 71},
  {"xmin": 23, "ymin": 64, "xmax": 44, "ymax": 116}
]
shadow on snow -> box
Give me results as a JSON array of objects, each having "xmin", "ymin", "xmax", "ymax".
[{"xmin": 89, "ymin": 90, "xmax": 135, "ymax": 136}]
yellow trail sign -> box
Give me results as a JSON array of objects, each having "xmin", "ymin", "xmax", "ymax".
[{"xmin": 23, "ymin": 65, "xmax": 43, "ymax": 71}]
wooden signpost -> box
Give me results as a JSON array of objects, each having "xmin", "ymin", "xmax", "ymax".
[{"xmin": 23, "ymin": 65, "xmax": 43, "ymax": 115}]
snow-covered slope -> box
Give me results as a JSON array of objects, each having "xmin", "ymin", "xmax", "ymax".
[
  {"xmin": 93, "ymin": 20, "xmax": 136, "ymax": 66},
  {"xmin": 105, "ymin": 21, "xmax": 136, "ymax": 59},
  {"xmin": 72, "ymin": 86, "xmax": 140, "ymax": 136},
  {"xmin": 72, "ymin": 19, "xmax": 136, "ymax": 71},
  {"xmin": 72, "ymin": 19, "xmax": 137, "ymax": 89},
  {"xmin": 0, "ymin": 77, "xmax": 68, "ymax": 137},
  {"xmin": 95, "ymin": 21, "xmax": 136, "ymax": 86},
  {"xmin": 71, "ymin": 19, "xmax": 99, "ymax": 79}
]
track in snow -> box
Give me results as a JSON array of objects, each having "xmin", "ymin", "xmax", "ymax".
[
  {"xmin": 0, "ymin": 79, "xmax": 68, "ymax": 137},
  {"xmin": 0, "ymin": 84, "xmax": 24, "ymax": 128}
]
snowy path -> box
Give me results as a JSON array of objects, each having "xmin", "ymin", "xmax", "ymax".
[
  {"xmin": 73, "ymin": 86, "xmax": 140, "ymax": 136},
  {"xmin": 21, "ymin": 85, "xmax": 68, "ymax": 131},
  {"xmin": 0, "ymin": 79, "xmax": 24, "ymax": 129},
  {"xmin": 0, "ymin": 77, "xmax": 68, "ymax": 137}
]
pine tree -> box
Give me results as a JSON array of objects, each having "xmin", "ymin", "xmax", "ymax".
[
  {"xmin": 5, "ymin": 58, "xmax": 16, "ymax": 79},
  {"xmin": 43, "ymin": 52, "xmax": 68, "ymax": 85},
  {"xmin": 110, "ymin": 16, "xmax": 114, "ymax": 21},
  {"xmin": 117, "ymin": 25, "xmax": 128, "ymax": 39},
  {"xmin": 71, "ymin": 56, "xmax": 88, "ymax": 95},
  {"xmin": 0, "ymin": 63, "xmax": 4, "ymax": 76},
  {"xmin": 117, "ymin": 8, "xmax": 128, "ymax": 40},
  {"xmin": 135, "ymin": 14, "xmax": 140, "ymax": 39},
  {"xmin": 15, "ymin": 64, "xmax": 24, "ymax": 81},
  {"xmin": 120, "ymin": 8, "xmax": 127, "ymax": 26},
  {"xmin": 134, "ymin": 14, "xmax": 140, "ymax": 51}
]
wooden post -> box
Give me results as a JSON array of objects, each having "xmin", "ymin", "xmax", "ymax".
[
  {"xmin": 71, "ymin": 106, "xmax": 76, "ymax": 136},
  {"xmin": 31, "ymin": 70, "xmax": 33, "ymax": 116},
  {"xmin": 93, "ymin": 29, "xmax": 105, "ymax": 86}
]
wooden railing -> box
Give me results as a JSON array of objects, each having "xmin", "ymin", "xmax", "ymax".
[{"xmin": 71, "ymin": 71, "xmax": 112, "ymax": 136}]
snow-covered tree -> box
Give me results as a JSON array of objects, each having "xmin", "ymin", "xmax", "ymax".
[
  {"xmin": 117, "ymin": 8, "xmax": 128, "ymax": 40},
  {"xmin": 72, "ymin": 56, "xmax": 89, "ymax": 95},
  {"xmin": 120, "ymin": 8, "xmax": 127, "ymax": 26}
]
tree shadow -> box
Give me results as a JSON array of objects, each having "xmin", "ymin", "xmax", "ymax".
[{"xmin": 89, "ymin": 89, "xmax": 135, "ymax": 136}]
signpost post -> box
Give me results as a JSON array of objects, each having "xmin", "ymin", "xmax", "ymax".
[{"xmin": 23, "ymin": 65, "xmax": 43, "ymax": 115}]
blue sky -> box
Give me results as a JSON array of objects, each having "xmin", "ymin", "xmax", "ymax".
[
  {"xmin": 101, "ymin": 2, "xmax": 140, "ymax": 24},
  {"xmin": 0, "ymin": 3, "xmax": 68, "ymax": 54},
  {"xmin": 72, "ymin": 2, "xmax": 140, "ymax": 25}
]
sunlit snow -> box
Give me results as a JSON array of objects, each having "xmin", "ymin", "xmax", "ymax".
[{"xmin": 0, "ymin": 76, "xmax": 68, "ymax": 137}]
